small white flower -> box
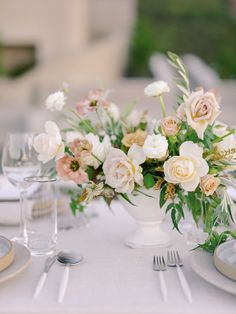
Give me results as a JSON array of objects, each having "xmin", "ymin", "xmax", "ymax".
[
  {"xmin": 144, "ymin": 81, "xmax": 170, "ymax": 97},
  {"xmin": 164, "ymin": 141, "xmax": 209, "ymax": 192},
  {"xmin": 45, "ymin": 91, "xmax": 66, "ymax": 111},
  {"xmin": 143, "ymin": 134, "xmax": 168, "ymax": 159},
  {"xmin": 33, "ymin": 121, "xmax": 65, "ymax": 163},
  {"xmin": 85, "ymin": 133, "xmax": 111, "ymax": 169},
  {"xmin": 107, "ymin": 103, "xmax": 120, "ymax": 122}
]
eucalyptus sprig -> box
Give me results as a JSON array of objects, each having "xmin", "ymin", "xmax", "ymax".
[{"xmin": 167, "ymin": 51, "xmax": 190, "ymax": 104}]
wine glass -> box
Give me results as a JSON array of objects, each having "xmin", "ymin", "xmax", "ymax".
[{"xmin": 1, "ymin": 133, "xmax": 41, "ymax": 244}]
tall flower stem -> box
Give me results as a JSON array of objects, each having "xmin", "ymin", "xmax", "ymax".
[{"xmin": 159, "ymin": 95, "xmax": 166, "ymax": 118}]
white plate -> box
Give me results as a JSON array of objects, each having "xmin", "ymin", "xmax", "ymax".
[
  {"xmin": 0, "ymin": 242, "xmax": 31, "ymax": 283},
  {"xmin": 190, "ymin": 250, "xmax": 236, "ymax": 296}
]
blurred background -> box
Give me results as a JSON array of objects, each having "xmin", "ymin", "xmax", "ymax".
[{"xmin": 0, "ymin": 0, "xmax": 236, "ymax": 161}]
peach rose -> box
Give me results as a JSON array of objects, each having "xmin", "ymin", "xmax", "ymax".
[
  {"xmin": 177, "ymin": 89, "xmax": 221, "ymax": 139},
  {"xmin": 160, "ymin": 116, "xmax": 179, "ymax": 136},
  {"xmin": 122, "ymin": 129, "xmax": 147, "ymax": 148},
  {"xmin": 200, "ymin": 175, "xmax": 220, "ymax": 196},
  {"xmin": 56, "ymin": 155, "xmax": 88, "ymax": 184},
  {"xmin": 69, "ymin": 139, "xmax": 92, "ymax": 158}
]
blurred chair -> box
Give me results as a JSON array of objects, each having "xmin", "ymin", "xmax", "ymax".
[{"xmin": 183, "ymin": 54, "xmax": 221, "ymax": 90}]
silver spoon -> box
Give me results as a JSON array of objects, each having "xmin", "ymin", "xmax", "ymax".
[{"xmin": 57, "ymin": 250, "xmax": 83, "ymax": 303}]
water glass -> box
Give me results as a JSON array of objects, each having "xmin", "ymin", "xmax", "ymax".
[
  {"xmin": 1, "ymin": 133, "xmax": 40, "ymax": 244},
  {"xmin": 24, "ymin": 176, "xmax": 57, "ymax": 256}
]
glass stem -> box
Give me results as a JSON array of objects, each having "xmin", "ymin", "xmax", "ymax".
[{"xmin": 19, "ymin": 187, "xmax": 26, "ymax": 241}]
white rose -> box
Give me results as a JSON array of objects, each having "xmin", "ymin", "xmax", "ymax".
[
  {"xmin": 85, "ymin": 133, "xmax": 111, "ymax": 169},
  {"xmin": 103, "ymin": 144, "xmax": 145, "ymax": 193},
  {"xmin": 107, "ymin": 103, "xmax": 120, "ymax": 122},
  {"xmin": 177, "ymin": 89, "xmax": 221, "ymax": 139},
  {"xmin": 213, "ymin": 121, "xmax": 236, "ymax": 158},
  {"xmin": 33, "ymin": 121, "xmax": 65, "ymax": 163},
  {"xmin": 66, "ymin": 131, "xmax": 83, "ymax": 144},
  {"xmin": 164, "ymin": 141, "xmax": 209, "ymax": 192},
  {"xmin": 143, "ymin": 134, "xmax": 168, "ymax": 159},
  {"xmin": 144, "ymin": 81, "xmax": 170, "ymax": 97},
  {"xmin": 45, "ymin": 91, "xmax": 66, "ymax": 111}
]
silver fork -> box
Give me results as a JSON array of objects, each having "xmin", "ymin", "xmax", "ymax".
[
  {"xmin": 167, "ymin": 250, "xmax": 193, "ymax": 303},
  {"xmin": 153, "ymin": 256, "xmax": 168, "ymax": 302}
]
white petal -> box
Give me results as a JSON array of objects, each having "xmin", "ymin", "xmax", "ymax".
[
  {"xmin": 45, "ymin": 121, "xmax": 60, "ymax": 136},
  {"xmin": 179, "ymin": 141, "xmax": 203, "ymax": 158},
  {"xmin": 181, "ymin": 175, "xmax": 200, "ymax": 192},
  {"xmin": 197, "ymin": 158, "xmax": 209, "ymax": 177},
  {"xmin": 55, "ymin": 143, "xmax": 65, "ymax": 161},
  {"xmin": 128, "ymin": 144, "xmax": 146, "ymax": 164}
]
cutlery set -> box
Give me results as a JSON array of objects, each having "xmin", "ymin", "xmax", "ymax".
[
  {"xmin": 33, "ymin": 250, "xmax": 83, "ymax": 303},
  {"xmin": 153, "ymin": 250, "xmax": 193, "ymax": 303}
]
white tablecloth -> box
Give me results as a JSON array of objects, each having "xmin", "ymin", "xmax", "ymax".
[{"xmin": 0, "ymin": 199, "xmax": 235, "ymax": 314}]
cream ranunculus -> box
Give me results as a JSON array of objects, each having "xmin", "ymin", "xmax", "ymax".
[
  {"xmin": 144, "ymin": 81, "xmax": 170, "ymax": 97},
  {"xmin": 45, "ymin": 91, "xmax": 66, "ymax": 111},
  {"xmin": 177, "ymin": 89, "xmax": 221, "ymax": 140},
  {"xmin": 200, "ymin": 175, "xmax": 220, "ymax": 196},
  {"xmin": 143, "ymin": 134, "xmax": 168, "ymax": 159},
  {"xmin": 160, "ymin": 116, "xmax": 179, "ymax": 136},
  {"xmin": 33, "ymin": 121, "xmax": 65, "ymax": 163},
  {"xmin": 103, "ymin": 144, "xmax": 145, "ymax": 193},
  {"xmin": 164, "ymin": 141, "xmax": 209, "ymax": 192},
  {"xmin": 85, "ymin": 133, "xmax": 111, "ymax": 169}
]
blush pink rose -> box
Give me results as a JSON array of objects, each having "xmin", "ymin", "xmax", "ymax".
[
  {"xmin": 177, "ymin": 89, "xmax": 221, "ymax": 139},
  {"xmin": 56, "ymin": 155, "xmax": 88, "ymax": 184}
]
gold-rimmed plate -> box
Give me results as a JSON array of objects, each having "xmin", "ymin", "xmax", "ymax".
[
  {"xmin": 0, "ymin": 236, "xmax": 15, "ymax": 271},
  {"xmin": 0, "ymin": 242, "xmax": 31, "ymax": 283}
]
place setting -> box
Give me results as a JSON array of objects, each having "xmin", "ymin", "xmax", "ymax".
[{"xmin": 0, "ymin": 51, "xmax": 236, "ymax": 312}]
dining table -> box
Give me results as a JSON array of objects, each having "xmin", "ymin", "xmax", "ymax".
[{"xmin": 0, "ymin": 198, "xmax": 235, "ymax": 314}]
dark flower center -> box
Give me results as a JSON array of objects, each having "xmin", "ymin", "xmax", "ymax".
[{"xmin": 70, "ymin": 160, "xmax": 80, "ymax": 172}]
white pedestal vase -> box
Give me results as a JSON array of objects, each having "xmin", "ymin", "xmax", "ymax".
[{"xmin": 118, "ymin": 188, "xmax": 171, "ymax": 248}]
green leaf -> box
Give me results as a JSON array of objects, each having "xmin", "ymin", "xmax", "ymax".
[
  {"xmin": 171, "ymin": 208, "xmax": 181, "ymax": 233},
  {"xmin": 86, "ymin": 167, "xmax": 94, "ymax": 181},
  {"xmin": 186, "ymin": 192, "xmax": 202, "ymax": 225},
  {"xmin": 120, "ymin": 193, "xmax": 136, "ymax": 206},
  {"xmin": 70, "ymin": 199, "xmax": 78, "ymax": 216},
  {"xmin": 143, "ymin": 173, "xmax": 155, "ymax": 189},
  {"xmin": 159, "ymin": 185, "xmax": 167, "ymax": 208},
  {"xmin": 165, "ymin": 203, "xmax": 174, "ymax": 214}
]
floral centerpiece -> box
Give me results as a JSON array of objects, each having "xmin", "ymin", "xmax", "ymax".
[{"xmin": 34, "ymin": 52, "xmax": 236, "ymax": 251}]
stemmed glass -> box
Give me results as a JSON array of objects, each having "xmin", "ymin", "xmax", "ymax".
[{"xmin": 1, "ymin": 133, "xmax": 40, "ymax": 244}]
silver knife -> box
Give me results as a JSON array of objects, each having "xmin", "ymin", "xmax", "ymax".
[{"xmin": 33, "ymin": 255, "xmax": 57, "ymax": 299}]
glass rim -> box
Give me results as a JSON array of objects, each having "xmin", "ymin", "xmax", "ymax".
[{"xmin": 24, "ymin": 176, "xmax": 57, "ymax": 183}]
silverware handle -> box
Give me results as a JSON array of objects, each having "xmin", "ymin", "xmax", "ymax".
[
  {"xmin": 58, "ymin": 265, "xmax": 70, "ymax": 303},
  {"xmin": 33, "ymin": 272, "xmax": 47, "ymax": 299},
  {"xmin": 158, "ymin": 271, "xmax": 168, "ymax": 302},
  {"xmin": 176, "ymin": 265, "xmax": 193, "ymax": 303}
]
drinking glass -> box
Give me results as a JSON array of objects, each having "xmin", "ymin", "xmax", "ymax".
[
  {"xmin": 1, "ymin": 133, "xmax": 40, "ymax": 243},
  {"xmin": 24, "ymin": 176, "xmax": 57, "ymax": 256}
]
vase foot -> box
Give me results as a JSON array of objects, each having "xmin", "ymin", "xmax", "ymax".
[{"xmin": 125, "ymin": 225, "xmax": 171, "ymax": 248}]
